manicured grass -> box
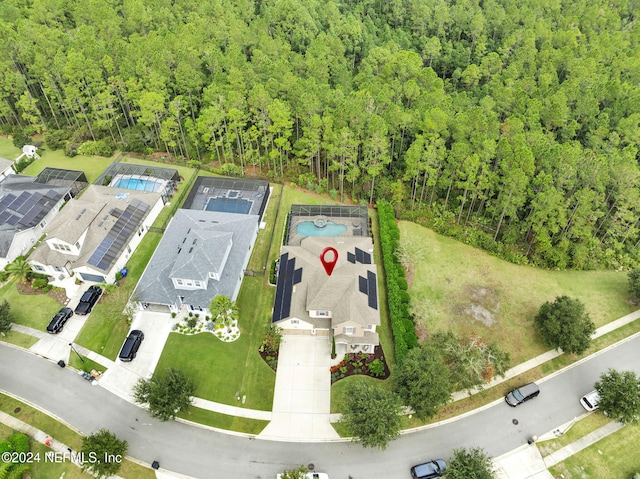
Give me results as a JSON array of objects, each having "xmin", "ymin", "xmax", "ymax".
[
  {"xmin": 75, "ymin": 232, "xmax": 162, "ymax": 359},
  {"xmin": 330, "ymin": 374, "xmax": 393, "ymax": 415},
  {"xmin": 20, "ymin": 148, "xmax": 115, "ymax": 183},
  {"xmin": 247, "ymin": 183, "xmax": 283, "ymax": 273},
  {"xmin": 0, "ymin": 329, "xmax": 39, "ymax": 348},
  {"xmin": 0, "ymin": 136, "xmax": 21, "ymax": 160},
  {"xmin": 156, "ymin": 277, "xmax": 276, "ymax": 410},
  {"xmin": 0, "ymin": 393, "xmax": 155, "ymax": 479},
  {"xmin": 0, "ymin": 280, "xmax": 64, "ymax": 330},
  {"xmin": 538, "ymin": 413, "xmax": 612, "ymax": 457},
  {"xmin": 178, "ymin": 406, "xmax": 269, "ymax": 435},
  {"xmin": 400, "ymin": 221, "xmax": 635, "ymax": 365},
  {"xmin": 68, "ymin": 355, "xmax": 107, "ymax": 375},
  {"xmin": 549, "ymin": 423, "xmax": 640, "ymax": 478}
]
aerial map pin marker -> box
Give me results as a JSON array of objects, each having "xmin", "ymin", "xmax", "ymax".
[{"xmin": 320, "ymin": 247, "xmax": 338, "ymax": 276}]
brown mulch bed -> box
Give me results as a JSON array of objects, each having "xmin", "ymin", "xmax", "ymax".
[
  {"xmin": 259, "ymin": 343, "xmax": 391, "ymax": 383},
  {"xmin": 15, "ymin": 281, "xmax": 68, "ymax": 305}
]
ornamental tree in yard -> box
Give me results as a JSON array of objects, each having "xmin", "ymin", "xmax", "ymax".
[
  {"xmin": 595, "ymin": 369, "xmax": 640, "ymax": 424},
  {"xmin": 81, "ymin": 429, "xmax": 127, "ymax": 479},
  {"xmin": 394, "ymin": 344, "xmax": 453, "ymax": 419},
  {"xmin": 133, "ymin": 367, "xmax": 197, "ymax": 421},
  {"xmin": 340, "ymin": 379, "xmax": 403, "ymax": 449},
  {"xmin": 533, "ymin": 296, "xmax": 595, "ymax": 355},
  {"xmin": 0, "ymin": 300, "xmax": 13, "ymax": 334},
  {"xmin": 444, "ymin": 447, "xmax": 495, "ymax": 479},
  {"xmin": 628, "ymin": 269, "xmax": 640, "ymax": 298}
]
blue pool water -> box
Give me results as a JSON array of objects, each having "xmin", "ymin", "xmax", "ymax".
[
  {"xmin": 296, "ymin": 221, "xmax": 347, "ymax": 237},
  {"xmin": 206, "ymin": 197, "xmax": 252, "ymax": 214},
  {"xmin": 113, "ymin": 177, "xmax": 163, "ymax": 192}
]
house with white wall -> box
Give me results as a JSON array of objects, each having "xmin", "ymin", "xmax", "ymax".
[{"xmin": 29, "ymin": 185, "xmax": 163, "ymax": 284}]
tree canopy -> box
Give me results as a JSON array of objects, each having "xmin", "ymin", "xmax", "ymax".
[
  {"xmin": 595, "ymin": 369, "xmax": 640, "ymax": 424},
  {"xmin": 340, "ymin": 379, "xmax": 403, "ymax": 449},
  {"xmin": 628, "ymin": 269, "xmax": 640, "ymax": 298},
  {"xmin": 533, "ymin": 296, "xmax": 595, "ymax": 355},
  {"xmin": 133, "ymin": 367, "xmax": 197, "ymax": 421},
  {"xmin": 394, "ymin": 344, "xmax": 452, "ymax": 419},
  {"xmin": 81, "ymin": 429, "xmax": 127, "ymax": 479},
  {"xmin": 1, "ymin": 0, "xmax": 640, "ymax": 269},
  {"xmin": 443, "ymin": 447, "xmax": 496, "ymax": 479},
  {"xmin": 0, "ymin": 300, "xmax": 13, "ymax": 334}
]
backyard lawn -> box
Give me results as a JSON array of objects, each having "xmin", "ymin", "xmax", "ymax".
[
  {"xmin": 400, "ymin": 221, "xmax": 635, "ymax": 365},
  {"xmin": 0, "ymin": 136, "xmax": 21, "ymax": 160},
  {"xmin": 549, "ymin": 422, "xmax": 640, "ymax": 478},
  {"xmin": 21, "ymin": 147, "xmax": 115, "ymax": 183}
]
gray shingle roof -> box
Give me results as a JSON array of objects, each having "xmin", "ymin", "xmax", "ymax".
[{"xmin": 133, "ymin": 209, "xmax": 259, "ymax": 307}]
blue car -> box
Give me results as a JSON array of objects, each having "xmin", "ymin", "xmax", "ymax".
[{"xmin": 410, "ymin": 459, "xmax": 447, "ymax": 479}]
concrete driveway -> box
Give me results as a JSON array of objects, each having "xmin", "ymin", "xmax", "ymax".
[
  {"xmin": 259, "ymin": 334, "xmax": 339, "ymax": 441},
  {"xmin": 99, "ymin": 310, "xmax": 175, "ymax": 400}
]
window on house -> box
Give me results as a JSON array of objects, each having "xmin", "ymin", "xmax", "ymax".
[
  {"xmin": 194, "ymin": 280, "xmax": 201, "ymax": 287},
  {"xmin": 126, "ymin": 245, "xmax": 132, "ymax": 254},
  {"xmin": 39, "ymin": 220, "xmax": 47, "ymax": 228},
  {"xmin": 185, "ymin": 280, "xmax": 194, "ymax": 287},
  {"xmin": 176, "ymin": 279, "xmax": 184, "ymax": 286},
  {"xmin": 75, "ymin": 241, "xmax": 81, "ymax": 249},
  {"xmin": 53, "ymin": 266, "xmax": 64, "ymax": 273},
  {"xmin": 291, "ymin": 319, "xmax": 299, "ymax": 325},
  {"xmin": 32, "ymin": 264, "xmax": 45, "ymax": 272},
  {"xmin": 343, "ymin": 327, "xmax": 356, "ymax": 335},
  {"xmin": 317, "ymin": 311, "xmax": 329, "ymax": 317}
]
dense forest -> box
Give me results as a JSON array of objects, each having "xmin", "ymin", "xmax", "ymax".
[{"xmin": 1, "ymin": 0, "xmax": 639, "ymax": 270}]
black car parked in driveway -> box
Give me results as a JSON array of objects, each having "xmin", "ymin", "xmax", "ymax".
[
  {"xmin": 74, "ymin": 285, "xmax": 102, "ymax": 315},
  {"xmin": 46, "ymin": 307, "xmax": 74, "ymax": 334},
  {"xmin": 505, "ymin": 382, "xmax": 540, "ymax": 407},
  {"xmin": 119, "ymin": 330, "xmax": 144, "ymax": 362}
]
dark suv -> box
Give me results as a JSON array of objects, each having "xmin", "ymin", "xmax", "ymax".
[
  {"xmin": 410, "ymin": 459, "xmax": 447, "ymax": 479},
  {"xmin": 119, "ymin": 330, "xmax": 144, "ymax": 362},
  {"xmin": 74, "ymin": 285, "xmax": 102, "ymax": 315},
  {"xmin": 505, "ymin": 382, "xmax": 540, "ymax": 407},
  {"xmin": 46, "ymin": 307, "xmax": 74, "ymax": 334}
]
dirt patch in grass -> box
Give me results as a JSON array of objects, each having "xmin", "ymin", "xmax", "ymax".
[
  {"xmin": 15, "ymin": 281, "xmax": 67, "ymax": 304},
  {"xmin": 452, "ymin": 285, "xmax": 500, "ymax": 328}
]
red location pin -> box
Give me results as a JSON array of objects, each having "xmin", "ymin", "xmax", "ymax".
[{"xmin": 320, "ymin": 247, "xmax": 339, "ymax": 276}]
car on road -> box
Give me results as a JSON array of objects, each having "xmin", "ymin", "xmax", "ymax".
[
  {"xmin": 410, "ymin": 459, "xmax": 447, "ymax": 479},
  {"xmin": 119, "ymin": 330, "xmax": 144, "ymax": 362},
  {"xmin": 46, "ymin": 307, "xmax": 74, "ymax": 334},
  {"xmin": 580, "ymin": 389, "xmax": 600, "ymax": 412},
  {"xmin": 74, "ymin": 285, "xmax": 102, "ymax": 315},
  {"xmin": 505, "ymin": 382, "xmax": 540, "ymax": 407}
]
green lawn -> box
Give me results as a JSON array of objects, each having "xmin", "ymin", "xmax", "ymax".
[
  {"xmin": 74, "ymin": 232, "xmax": 162, "ymax": 359},
  {"xmin": 178, "ymin": 406, "xmax": 269, "ymax": 435},
  {"xmin": 0, "ymin": 328, "xmax": 39, "ymax": 348},
  {"xmin": 550, "ymin": 423, "xmax": 640, "ymax": 478},
  {"xmin": 538, "ymin": 413, "xmax": 612, "ymax": 457},
  {"xmin": 400, "ymin": 221, "xmax": 635, "ymax": 365},
  {"xmin": 0, "ymin": 136, "xmax": 21, "ymax": 160},
  {"xmin": 0, "ymin": 280, "xmax": 64, "ymax": 330},
  {"xmin": 156, "ymin": 276, "xmax": 276, "ymax": 410},
  {"xmin": 21, "ymin": 148, "xmax": 115, "ymax": 183},
  {"xmin": 247, "ymin": 183, "xmax": 283, "ymax": 273}
]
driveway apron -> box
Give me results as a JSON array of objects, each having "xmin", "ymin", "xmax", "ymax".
[{"xmin": 259, "ymin": 334, "xmax": 339, "ymax": 440}]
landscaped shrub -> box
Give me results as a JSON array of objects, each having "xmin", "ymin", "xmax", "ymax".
[
  {"xmin": 31, "ymin": 278, "xmax": 49, "ymax": 289},
  {"xmin": 377, "ymin": 200, "xmax": 416, "ymax": 363},
  {"xmin": 368, "ymin": 359, "xmax": 385, "ymax": 377},
  {"xmin": 186, "ymin": 317, "xmax": 197, "ymax": 329},
  {"xmin": 8, "ymin": 433, "xmax": 29, "ymax": 453}
]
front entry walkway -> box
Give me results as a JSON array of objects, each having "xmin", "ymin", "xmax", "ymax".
[{"xmin": 259, "ymin": 335, "xmax": 340, "ymax": 441}]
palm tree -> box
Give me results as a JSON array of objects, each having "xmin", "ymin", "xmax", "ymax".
[
  {"xmin": 209, "ymin": 295, "xmax": 239, "ymax": 329},
  {"xmin": 5, "ymin": 257, "xmax": 33, "ymax": 284}
]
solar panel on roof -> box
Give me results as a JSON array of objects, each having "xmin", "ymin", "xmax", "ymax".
[
  {"xmin": 0, "ymin": 211, "xmax": 11, "ymax": 223},
  {"xmin": 16, "ymin": 195, "xmax": 38, "ymax": 215},
  {"xmin": 363, "ymin": 251, "xmax": 371, "ymax": 264},
  {"xmin": 8, "ymin": 192, "xmax": 29, "ymax": 212},
  {"xmin": 367, "ymin": 270, "xmax": 378, "ymax": 309},
  {"xmin": 355, "ymin": 248, "xmax": 364, "ymax": 263},
  {"xmin": 0, "ymin": 195, "xmax": 15, "ymax": 211},
  {"xmin": 18, "ymin": 207, "xmax": 42, "ymax": 226},
  {"xmin": 6, "ymin": 214, "xmax": 20, "ymax": 225},
  {"xmin": 347, "ymin": 252, "xmax": 355, "ymax": 264},
  {"xmin": 359, "ymin": 276, "xmax": 367, "ymax": 294},
  {"xmin": 293, "ymin": 268, "xmax": 302, "ymax": 285}
]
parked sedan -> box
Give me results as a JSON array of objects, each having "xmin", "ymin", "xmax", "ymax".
[
  {"xmin": 74, "ymin": 285, "xmax": 102, "ymax": 315},
  {"xmin": 46, "ymin": 307, "xmax": 74, "ymax": 334},
  {"xmin": 410, "ymin": 459, "xmax": 447, "ymax": 479},
  {"xmin": 505, "ymin": 382, "xmax": 540, "ymax": 407}
]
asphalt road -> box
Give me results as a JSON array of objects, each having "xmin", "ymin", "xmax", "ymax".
[{"xmin": 1, "ymin": 334, "xmax": 639, "ymax": 479}]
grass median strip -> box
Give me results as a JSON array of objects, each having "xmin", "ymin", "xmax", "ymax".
[{"xmin": 178, "ymin": 406, "xmax": 269, "ymax": 435}]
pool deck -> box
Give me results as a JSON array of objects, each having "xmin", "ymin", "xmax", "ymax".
[{"xmin": 286, "ymin": 215, "xmax": 366, "ymax": 246}]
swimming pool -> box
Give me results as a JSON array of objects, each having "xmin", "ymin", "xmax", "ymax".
[
  {"xmin": 111, "ymin": 176, "xmax": 165, "ymax": 193},
  {"xmin": 205, "ymin": 197, "xmax": 253, "ymax": 214},
  {"xmin": 296, "ymin": 220, "xmax": 348, "ymax": 237}
]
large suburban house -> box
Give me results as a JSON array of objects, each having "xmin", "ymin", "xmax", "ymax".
[
  {"xmin": 132, "ymin": 177, "xmax": 270, "ymax": 313},
  {"xmin": 271, "ymin": 205, "xmax": 380, "ymax": 355},
  {"xmin": 29, "ymin": 185, "xmax": 163, "ymax": 283},
  {"xmin": 0, "ymin": 174, "xmax": 76, "ymax": 270}
]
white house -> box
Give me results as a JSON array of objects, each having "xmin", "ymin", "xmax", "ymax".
[{"xmin": 29, "ymin": 185, "xmax": 163, "ymax": 284}]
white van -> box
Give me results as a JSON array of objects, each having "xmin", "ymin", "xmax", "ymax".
[{"xmin": 580, "ymin": 390, "xmax": 600, "ymax": 412}]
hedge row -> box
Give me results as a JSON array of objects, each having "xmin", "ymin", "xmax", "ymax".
[{"xmin": 377, "ymin": 201, "xmax": 417, "ymax": 363}]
